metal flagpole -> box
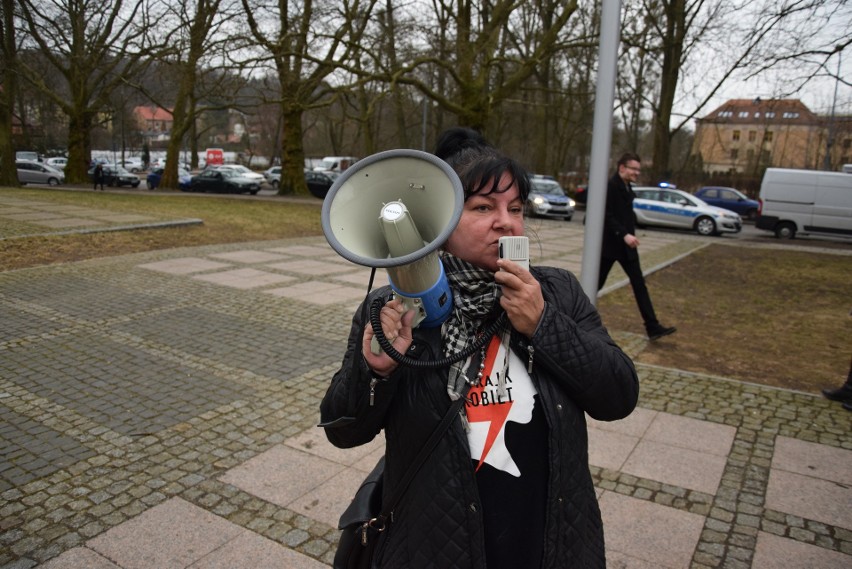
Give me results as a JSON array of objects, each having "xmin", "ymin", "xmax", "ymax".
[{"xmin": 580, "ymin": 0, "xmax": 623, "ymax": 305}]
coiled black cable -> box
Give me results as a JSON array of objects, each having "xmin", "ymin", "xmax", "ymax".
[{"xmin": 369, "ymin": 295, "xmax": 507, "ymax": 369}]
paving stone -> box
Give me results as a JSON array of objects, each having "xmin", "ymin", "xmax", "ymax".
[{"xmin": 1, "ymin": 223, "xmax": 851, "ymax": 568}]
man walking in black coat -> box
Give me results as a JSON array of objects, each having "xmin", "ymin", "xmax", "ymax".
[{"xmin": 598, "ymin": 152, "xmax": 676, "ymax": 341}]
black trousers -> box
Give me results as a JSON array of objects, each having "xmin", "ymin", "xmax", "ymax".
[{"xmin": 598, "ymin": 255, "xmax": 660, "ymax": 331}]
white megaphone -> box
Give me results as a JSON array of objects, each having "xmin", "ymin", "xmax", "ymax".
[{"xmin": 321, "ymin": 149, "xmax": 464, "ymax": 334}]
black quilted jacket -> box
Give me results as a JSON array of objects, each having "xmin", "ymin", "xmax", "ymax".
[{"xmin": 320, "ymin": 266, "xmax": 639, "ymax": 568}]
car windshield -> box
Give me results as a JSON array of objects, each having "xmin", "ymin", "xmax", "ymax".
[
  {"xmin": 115, "ymin": 167, "xmax": 132, "ymax": 175},
  {"xmin": 531, "ymin": 180, "xmax": 565, "ymax": 195}
]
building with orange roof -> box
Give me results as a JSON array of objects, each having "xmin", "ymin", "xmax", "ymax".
[
  {"xmin": 691, "ymin": 98, "xmax": 851, "ymax": 175},
  {"xmin": 133, "ymin": 106, "xmax": 174, "ymax": 144}
]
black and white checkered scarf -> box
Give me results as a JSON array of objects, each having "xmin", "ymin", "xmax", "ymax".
[{"xmin": 441, "ymin": 252, "xmax": 500, "ymax": 400}]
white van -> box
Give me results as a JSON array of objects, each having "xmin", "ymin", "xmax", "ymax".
[
  {"xmin": 756, "ymin": 168, "xmax": 852, "ymax": 239},
  {"xmin": 313, "ymin": 156, "xmax": 358, "ymax": 173}
]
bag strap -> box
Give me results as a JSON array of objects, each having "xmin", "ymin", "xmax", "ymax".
[{"xmin": 370, "ymin": 353, "xmax": 480, "ymax": 530}]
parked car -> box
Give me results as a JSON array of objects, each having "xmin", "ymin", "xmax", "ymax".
[
  {"xmin": 187, "ymin": 168, "xmax": 260, "ymax": 194},
  {"xmin": 573, "ymin": 185, "xmax": 587, "ymax": 205},
  {"xmin": 120, "ymin": 158, "xmax": 146, "ymax": 173},
  {"xmin": 87, "ymin": 164, "xmax": 141, "ymax": 188},
  {"xmin": 214, "ymin": 164, "xmax": 265, "ymax": 183},
  {"xmin": 305, "ymin": 170, "xmax": 339, "ymax": 198},
  {"xmin": 45, "ymin": 157, "xmax": 68, "ymax": 170},
  {"xmin": 632, "ymin": 186, "xmax": 742, "ymax": 236},
  {"xmin": 525, "ymin": 175, "xmax": 575, "ymax": 220},
  {"xmin": 264, "ymin": 166, "xmax": 281, "ymax": 189},
  {"xmin": 147, "ymin": 167, "xmax": 192, "ymax": 190},
  {"xmin": 16, "ymin": 160, "xmax": 65, "ymax": 186},
  {"xmin": 694, "ymin": 186, "xmax": 760, "ymax": 220}
]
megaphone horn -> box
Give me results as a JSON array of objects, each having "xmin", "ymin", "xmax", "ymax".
[{"xmin": 321, "ymin": 149, "xmax": 464, "ymax": 329}]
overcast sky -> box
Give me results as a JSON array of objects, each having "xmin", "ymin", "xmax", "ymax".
[{"xmin": 670, "ymin": 1, "xmax": 851, "ymax": 127}]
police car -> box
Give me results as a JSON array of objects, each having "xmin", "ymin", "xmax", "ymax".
[
  {"xmin": 632, "ymin": 186, "xmax": 742, "ymax": 236},
  {"xmin": 525, "ymin": 175, "xmax": 575, "ymax": 221}
]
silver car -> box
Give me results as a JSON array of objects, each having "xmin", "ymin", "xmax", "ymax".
[
  {"xmin": 215, "ymin": 164, "xmax": 265, "ymax": 183},
  {"xmin": 632, "ymin": 187, "xmax": 742, "ymax": 236},
  {"xmin": 16, "ymin": 160, "xmax": 65, "ymax": 186},
  {"xmin": 525, "ymin": 175, "xmax": 575, "ymax": 221}
]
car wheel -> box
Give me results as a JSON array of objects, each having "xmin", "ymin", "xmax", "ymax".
[
  {"xmin": 48, "ymin": 177, "xmax": 59, "ymax": 186},
  {"xmin": 564, "ymin": 215, "xmax": 572, "ymax": 222},
  {"xmin": 745, "ymin": 209, "xmax": 758, "ymax": 221},
  {"xmin": 272, "ymin": 180, "xmax": 279, "ymax": 191},
  {"xmin": 774, "ymin": 221, "xmax": 796, "ymax": 239},
  {"xmin": 250, "ymin": 190, "xmax": 259, "ymax": 195},
  {"xmin": 695, "ymin": 216, "xmax": 717, "ymax": 236}
]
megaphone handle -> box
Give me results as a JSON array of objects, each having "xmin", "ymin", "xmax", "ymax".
[
  {"xmin": 367, "ymin": 296, "xmax": 507, "ymax": 369},
  {"xmin": 369, "ymin": 295, "xmax": 426, "ymax": 355}
]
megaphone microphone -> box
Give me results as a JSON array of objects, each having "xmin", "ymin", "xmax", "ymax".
[{"xmin": 321, "ymin": 149, "xmax": 465, "ymax": 357}]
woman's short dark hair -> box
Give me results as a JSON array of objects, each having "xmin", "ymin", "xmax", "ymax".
[{"xmin": 434, "ymin": 127, "xmax": 530, "ymax": 203}]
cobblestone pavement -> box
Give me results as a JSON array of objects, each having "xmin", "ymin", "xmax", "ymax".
[{"xmin": 1, "ymin": 207, "xmax": 850, "ymax": 568}]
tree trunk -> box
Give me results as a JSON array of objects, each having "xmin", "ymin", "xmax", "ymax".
[
  {"xmin": 279, "ymin": 106, "xmax": 309, "ymax": 196},
  {"xmin": 650, "ymin": 0, "xmax": 686, "ymax": 182},
  {"xmin": 0, "ymin": 0, "xmax": 18, "ymax": 186},
  {"xmin": 65, "ymin": 111, "xmax": 94, "ymax": 184}
]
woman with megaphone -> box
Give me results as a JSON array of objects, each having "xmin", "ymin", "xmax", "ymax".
[{"xmin": 321, "ymin": 128, "xmax": 639, "ymax": 569}]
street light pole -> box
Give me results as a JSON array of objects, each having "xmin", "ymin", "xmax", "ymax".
[{"xmin": 579, "ymin": 0, "xmax": 623, "ymax": 304}]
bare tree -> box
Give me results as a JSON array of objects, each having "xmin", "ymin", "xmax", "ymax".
[
  {"xmin": 15, "ymin": 0, "xmax": 156, "ymax": 183},
  {"xmin": 240, "ymin": 0, "xmax": 379, "ymax": 196},
  {"xmin": 617, "ymin": 0, "xmax": 849, "ymax": 181},
  {"xmin": 380, "ymin": 0, "xmax": 579, "ymax": 135},
  {"xmin": 148, "ymin": 0, "xmax": 244, "ymax": 190}
]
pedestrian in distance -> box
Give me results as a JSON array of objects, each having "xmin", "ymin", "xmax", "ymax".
[
  {"xmin": 93, "ymin": 163, "xmax": 105, "ymax": 191},
  {"xmin": 598, "ymin": 152, "xmax": 676, "ymax": 341},
  {"xmin": 320, "ymin": 128, "xmax": 639, "ymax": 568}
]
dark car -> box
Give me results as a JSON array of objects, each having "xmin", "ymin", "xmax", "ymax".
[
  {"xmin": 88, "ymin": 165, "xmax": 140, "ymax": 188},
  {"xmin": 305, "ymin": 170, "xmax": 339, "ymax": 199},
  {"xmin": 147, "ymin": 167, "xmax": 192, "ymax": 191},
  {"xmin": 694, "ymin": 186, "xmax": 760, "ymax": 220},
  {"xmin": 573, "ymin": 185, "xmax": 587, "ymax": 205},
  {"xmin": 187, "ymin": 168, "xmax": 260, "ymax": 194}
]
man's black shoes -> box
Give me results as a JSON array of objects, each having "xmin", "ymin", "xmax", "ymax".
[
  {"xmin": 821, "ymin": 384, "xmax": 852, "ymax": 403},
  {"xmin": 647, "ymin": 326, "xmax": 677, "ymax": 341}
]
